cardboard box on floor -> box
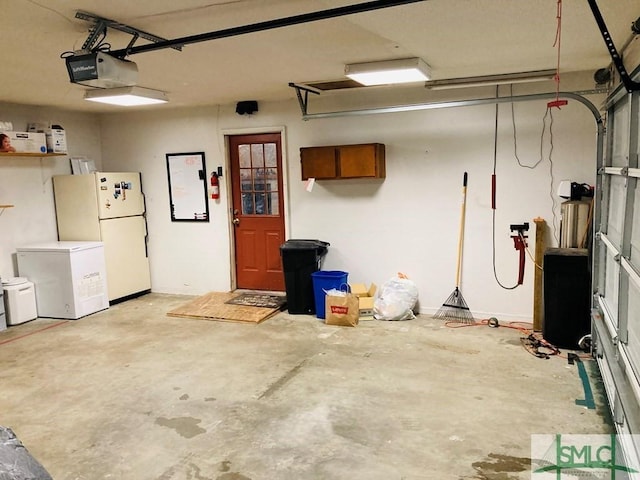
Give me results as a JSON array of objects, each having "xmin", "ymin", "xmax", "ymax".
[{"xmin": 349, "ymin": 283, "xmax": 377, "ymax": 320}]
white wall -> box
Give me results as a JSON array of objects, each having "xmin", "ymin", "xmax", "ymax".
[
  {"xmin": 98, "ymin": 75, "xmax": 603, "ymax": 321},
  {"xmin": 0, "ymin": 78, "xmax": 602, "ymax": 321},
  {"xmin": 0, "ymin": 103, "xmax": 102, "ymax": 278}
]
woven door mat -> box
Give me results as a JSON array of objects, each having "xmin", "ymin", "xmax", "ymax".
[{"xmin": 225, "ymin": 293, "xmax": 287, "ymax": 309}]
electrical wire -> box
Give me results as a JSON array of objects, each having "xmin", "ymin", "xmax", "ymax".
[
  {"xmin": 60, "ymin": 30, "xmax": 110, "ymax": 58},
  {"xmin": 492, "ymin": 89, "xmax": 519, "ymax": 290},
  {"xmin": 509, "ymin": 83, "xmax": 561, "ymax": 244},
  {"xmin": 133, "ymin": 1, "xmax": 247, "ymax": 20},
  {"xmin": 509, "ymin": 84, "xmax": 552, "ymax": 170},
  {"xmin": 492, "ymin": 211, "xmax": 519, "ymax": 290},
  {"xmin": 546, "ymin": 108, "xmax": 560, "ymax": 245},
  {"xmin": 24, "ymin": 0, "xmax": 77, "ymax": 26},
  {"xmin": 511, "ymin": 99, "xmax": 546, "ymax": 170},
  {"xmin": 444, "ymin": 317, "xmax": 591, "ymax": 360},
  {"xmin": 520, "ymin": 232, "xmax": 543, "ymax": 270}
]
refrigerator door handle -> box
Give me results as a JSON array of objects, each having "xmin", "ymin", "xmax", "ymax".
[{"xmin": 144, "ymin": 218, "xmax": 150, "ymax": 258}]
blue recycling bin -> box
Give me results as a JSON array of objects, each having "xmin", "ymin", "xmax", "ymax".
[{"xmin": 311, "ymin": 270, "xmax": 349, "ymax": 319}]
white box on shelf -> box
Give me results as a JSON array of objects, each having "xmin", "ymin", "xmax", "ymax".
[
  {"xmin": 1, "ymin": 131, "xmax": 47, "ymax": 154},
  {"xmin": 46, "ymin": 127, "xmax": 67, "ymax": 154}
]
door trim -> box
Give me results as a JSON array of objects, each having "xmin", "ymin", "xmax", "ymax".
[{"xmin": 222, "ymin": 126, "xmax": 289, "ymax": 290}]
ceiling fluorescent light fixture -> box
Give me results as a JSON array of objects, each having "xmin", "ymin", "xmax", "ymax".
[
  {"xmin": 345, "ymin": 57, "xmax": 431, "ymax": 86},
  {"xmin": 84, "ymin": 86, "xmax": 168, "ymax": 106},
  {"xmin": 424, "ymin": 70, "xmax": 556, "ymax": 90}
]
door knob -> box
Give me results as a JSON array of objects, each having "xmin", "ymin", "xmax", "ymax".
[{"xmin": 232, "ymin": 218, "xmax": 240, "ymax": 225}]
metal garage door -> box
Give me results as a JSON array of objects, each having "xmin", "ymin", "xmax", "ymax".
[{"xmin": 592, "ymin": 70, "xmax": 640, "ymax": 468}]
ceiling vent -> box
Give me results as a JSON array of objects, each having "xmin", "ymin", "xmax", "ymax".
[{"xmin": 302, "ymin": 79, "xmax": 365, "ymax": 91}]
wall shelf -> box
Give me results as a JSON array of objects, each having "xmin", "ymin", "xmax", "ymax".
[
  {"xmin": 0, "ymin": 152, "xmax": 66, "ymax": 157},
  {"xmin": 0, "ymin": 205, "xmax": 14, "ymax": 208}
]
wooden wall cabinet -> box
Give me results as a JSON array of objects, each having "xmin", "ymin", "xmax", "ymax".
[{"xmin": 300, "ymin": 143, "xmax": 385, "ymax": 180}]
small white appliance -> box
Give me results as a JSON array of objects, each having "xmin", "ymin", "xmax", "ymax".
[
  {"xmin": 557, "ymin": 180, "xmax": 572, "ymax": 199},
  {"xmin": 2, "ymin": 277, "xmax": 37, "ymax": 325},
  {"xmin": 16, "ymin": 241, "xmax": 109, "ymax": 319}
]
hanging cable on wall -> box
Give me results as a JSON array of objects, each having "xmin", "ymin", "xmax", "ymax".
[
  {"xmin": 510, "ymin": 92, "xmax": 561, "ymax": 245},
  {"xmin": 491, "ymin": 88, "xmax": 519, "ymax": 290},
  {"xmin": 546, "ymin": 109, "xmax": 560, "ymax": 245},
  {"xmin": 493, "ymin": 83, "xmax": 563, "ymax": 289}
]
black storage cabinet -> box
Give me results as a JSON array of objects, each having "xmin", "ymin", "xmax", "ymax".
[
  {"xmin": 280, "ymin": 240, "xmax": 329, "ymax": 314},
  {"xmin": 543, "ymin": 247, "xmax": 591, "ymax": 349}
]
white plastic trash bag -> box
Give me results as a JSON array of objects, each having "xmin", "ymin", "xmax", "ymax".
[{"xmin": 373, "ymin": 273, "xmax": 419, "ymax": 321}]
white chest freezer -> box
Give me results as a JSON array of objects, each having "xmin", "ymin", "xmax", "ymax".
[{"xmin": 16, "ymin": 241, "xmax": 109, "ymax": 319}]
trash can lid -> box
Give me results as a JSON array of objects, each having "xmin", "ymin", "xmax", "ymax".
[
  {"xmin": 2, "ymin": 277, "xmax": 28, "ymax": 287},
  {"xmin": 280, "ymin": 239, "xmax": 330, "ymax": 250}
]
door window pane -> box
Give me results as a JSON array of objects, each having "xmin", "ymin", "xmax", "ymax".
[
  {"xmin": 237, "ymin": 143, "xmax": 280, "ymax": 216},
  {"xmin": 241, "ymin": 191, "xmax": 253, "ymax": 214},
  {"xmin": 270, "ymin": 192, "xmax": 280, "ymax": 215},
  {"xmin": 251, "ymin": 144, "xmax": 265, "ymax": 168},
  {"xmin": 239, "ymin": 144, "xmax": 251, "ymax": 168},
  {"xmin": 265, "ymin": 143, "xmax": 277, "ymax": 168}
]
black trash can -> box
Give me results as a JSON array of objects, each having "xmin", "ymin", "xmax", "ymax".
[{"xmin": 280, "ymin": 239, "xmax": 329, "ymax": 314}]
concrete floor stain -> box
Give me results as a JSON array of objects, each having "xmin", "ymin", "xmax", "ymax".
[
  {"xmin": 155, "ymin": 416, "xmax": 206, "ymax": 438},
  {"xmin": 216, "ymin": 460, "xmax": 250, "ymax": 479},
  {"xmin": 216, "ymin": 473, "xmax": 251, "ymax": 480},
  {"xmin": 471, "ymin": 453, "xmax": 530, "ymax": 479}
]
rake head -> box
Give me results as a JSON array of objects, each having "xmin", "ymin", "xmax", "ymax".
[{"xmin": 434, "ymin": 287, "xmax": 474, "ymax": 324}]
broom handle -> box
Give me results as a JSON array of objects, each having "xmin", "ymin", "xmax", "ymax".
[{"xmin": 455, "ymin": 172, "xmax": 468, "ymax": 288}]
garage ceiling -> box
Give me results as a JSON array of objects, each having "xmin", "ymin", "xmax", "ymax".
[{"xmin": 3, "ymin": 0, "xmax": 639, "ymax": 113}]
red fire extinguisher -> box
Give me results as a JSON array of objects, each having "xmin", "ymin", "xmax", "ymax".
[{"xmin": 210, "ymin": 172, "xmax": 220, "ymax": 200}]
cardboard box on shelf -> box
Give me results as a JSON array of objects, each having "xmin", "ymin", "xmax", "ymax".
[
  {"xmin": 349, "ymin": 283, "xmax": 377, "ymax": 320},
  {"xmin": 46, "ymin": 127, "xmax": 67, "ymax": 154},
  {"xmin": 27, "ymin": 123, "xmax": 67, "ymax": 154},
  {"xmin": 0, "ymin": 131, "xmax": 47, "ymax": 154}
]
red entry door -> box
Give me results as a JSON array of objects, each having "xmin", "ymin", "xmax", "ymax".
[{"xmin": 229, "ymin": 133, "xmax": 286, "ymax": 291}]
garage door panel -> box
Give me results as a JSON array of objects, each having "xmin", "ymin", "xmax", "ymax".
[{"xmin": 611, "ymin": 97, "xmax": 630, "ymax": 167}]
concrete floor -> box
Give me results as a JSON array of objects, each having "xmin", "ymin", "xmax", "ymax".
[{"xmin": 0, "ymin": 293, "xmax": 612, "ymax": 480}]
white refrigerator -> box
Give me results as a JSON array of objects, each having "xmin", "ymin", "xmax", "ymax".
[
  {"xmin": 16, "ymin": 241, "xmax": 109, "ymax": 319},
  {"xmin": 53, "ymin": 172, "xmax": 151, "ymax": 302}
]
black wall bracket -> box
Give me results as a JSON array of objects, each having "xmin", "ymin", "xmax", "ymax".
[
  {"xmin": 288, "ymin": 83, "xmax": 321, "ymax": 117},
  {"xmin": 587, "ymin": 0, "xmax": 640, "ymax": 92}
]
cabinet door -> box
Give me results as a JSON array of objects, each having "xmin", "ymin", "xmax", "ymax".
[
  {"xmin": 338, "ymin": 144, "xmax": 385, "ymax": 178},
  {"xmin": 300, "ymin": 147, "xmax": 337, "ymax": 180}
]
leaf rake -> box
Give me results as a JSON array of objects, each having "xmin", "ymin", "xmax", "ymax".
[{"xmin": 434, "ymin": 172, "xmax": 474, "ymax": 324}]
